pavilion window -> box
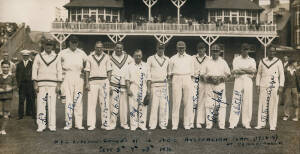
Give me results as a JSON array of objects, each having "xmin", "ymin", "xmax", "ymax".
[
  {"xmin": 77, "ymin": 9, "xmax": 82, "ymax": 22},
  {"xmin": 83, "ymin": 8, "xmax": 89, "ymax": 21},
  {"xmin": 224, "ymin": 10, "xmax": 230, "ymax": 23},
  {"xmin": 239, "ymin": 10, "xmax": 245, "ymax": 24},
  {"xmin": 70, "ymin": 9, "xmax": 77, "ymax": 22},
  {"xmin": 98, "ymin": 8, "xmax": 105, "ymax": 23},
  {"xmin": 210, "ymin": 10, "xmax": 216, "ymax": 22}
]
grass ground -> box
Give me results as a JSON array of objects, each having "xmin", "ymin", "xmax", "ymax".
[{"xmin": 0, "ymin": 82, "xmax": 299, "ymax": 154}]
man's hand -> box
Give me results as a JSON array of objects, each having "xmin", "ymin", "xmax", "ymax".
[
  {"xmin": 109, "ymin": 89, "xmax": 113, "ymax": 96},
  {"xmin": 34, "ymin": 84, "xmax": 39, "ymax": 93},
  {"xmin": 55, "ymin": 84, "xmax": 61, "ymax": 94},
  {"xmin": 256, "ymin": 86, "xmax": 260, "ymax": 95},
  {"xmin": 278, "ymin": 86, "xmax": 283, "ymax": 95},
  {"xmin": 85, "ymin": 83, "xmax": 90, "ymax": 91},
  {"xmin": 127, "ymin": 89, "xmax": 133, "ymax": 97}
]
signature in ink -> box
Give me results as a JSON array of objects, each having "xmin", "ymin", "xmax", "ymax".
[
  {"xmin": 103, "ymin": 83, "xmax": 109, "ymax": 127},
  {"xmin": 261, "ymin": 76, "xmax": 276, "ymax": 122},
  {"xmin": 192, "ymin": 76, "xmax": 200, "ymax": 112},
  {"xmin": 66, "ymin": 92, "xmax": 82, "ymax": 127},
  {"xmin": 38, "ymin": 93, "xmax": 48, "ymax": 125},
  {"xmin": 232, "ymin": 90, "xmax": 243, "ymax": 115},
  {"xmin": 207, "ymin": 89, "xmax": 228, "ymax": 123}
]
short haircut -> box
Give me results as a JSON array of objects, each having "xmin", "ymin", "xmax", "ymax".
[
  {"xmin": 1, "ymin": 60, "xmax": 10, "ymax": 66},
  {"xmin": 134, "ymin": 49, "xmax": 143, "ymax": 55},
  {"xmin": 95, "ymin": 41, "xmax": 103, "ymax": 48},
  {"xmin": 196, "ymin": 42, "xmax": 206, "ymax": 49},
  {"xmin": 115, "ymin": 41, "xmax": 123, "ymax": 46}
]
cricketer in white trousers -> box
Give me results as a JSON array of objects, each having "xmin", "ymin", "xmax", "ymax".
[
  {"xmin": 32, "ymin": 51, "xmax": 62, "ymax": 131},
  {"xmin": 256, "ymin": 57, "xmax": 284, "ymax": 129},
  {"xmin": 37, "ymin": 87, "xmax": 57, "ymax": 130},
  {"xmin": 87, "ymin": 79, "xmax": 110, "ymax": 128},
  {"xmin": 63, "ymin": 73, "xmax": 84, "ymax": 128},
  {"xmin": 191, "ymin": 78, "xmax": 207, "ymax": 126},
  {"xmin": 59, "ymin": 48, "xmax": 87, "ymax": 128},
  {"xmin": 200, "ymin": 57, "xmax": 230, "ymax": 129},
  {"xmin": 169, "ymin": 52, "xmax": 194, "ymax": 129},
  {"xmin": 229, "ymin": 55, "xmax": 256, "ymax": 128},
  {"xmin": 110, "ymin": 78, "xmax": 128, "ymax": 128},
  {"xmin": 149, "ymin": 82, "xmax": 169, "ymax": 129},
  {"xmin": 126, "ymin": 62, "xmax": 150, "ymax": 129},
  {"xmin": 229, "ymin": 77, "xmax": 253, "ymax": 127}
]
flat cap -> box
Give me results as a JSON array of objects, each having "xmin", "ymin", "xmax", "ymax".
[
  {"xmin": 20, "ymin": 50, "xmax": 31, "ymax": 56},
  {"xmin": 176, "ymin": 41, "xmax": 186, "ymax": 47},
  {"xmin": 68, "ymin": 35, "xmax": 79, "ymax": 42}
]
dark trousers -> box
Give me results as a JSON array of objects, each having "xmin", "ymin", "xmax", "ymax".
[{"xmin": 18, "ymin": 82, "xmax": 35, "ymax": 118}]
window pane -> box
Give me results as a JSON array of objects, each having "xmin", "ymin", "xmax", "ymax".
[
  {"xmin": 217, "ymin": 10, "xmax": 222, "ymax": 16},
  {"xmin": 106, "ymin": 16, "xmax": 111, "ymax": 22},
  {"xmin": 71, "ymin": 9, "xmax": 76, "ymax": 14},
  {"xmin": 224, "ymin": 10, "xmax": 230, "ymax": 16},
  {"xmin": 210, "ymin": 17, "xmax": 215, "ymax": 22},
  {"xmin": 106, "ymin": 8, "xmax": 111, "ymax": 14},
  {"xmin": 98, "ymin": 8, "xmax": 104, "ymax": 14},
  {"xmin": 210, "ymin": 11, "xmax": 216, "ymax": 16},
  {"xmin": 112, "ymin": 16, "xmax": 118, "ymax": 22},
  {"xmin": 71, "ymin": 15, "xmax": 76, "ymax": 21},
  {"xmin": 77, "ymin": 15, "xmax": 82, "ymax": 21},
  {"xmin": 224, "ymin": 17, "xmax": 230, "ymax": 23},
  {"xmin": 239, "ymin": 10, "xmax": 245, "ymax": 16},
  {"xmin": 246, "ymin": 11, "xmax": 251, "ymax": 16},
  {"xmin": 239, "ymin": 17, "xmax": 245, "ymax": 24},
  {"xmin": 113, "ymin": 10, "xmax": 118, "ymax": 16},
  {"xmin": 77, "ymin": 9, "xmax": 82, "ymax": 14},
  {"xmin": 83, "ymin": 8, "xmax": 89, "ymax": 14}
]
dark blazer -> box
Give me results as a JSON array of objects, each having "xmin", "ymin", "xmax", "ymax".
[{"xmin": 16, "ymin": 60, "xmax": 33, "ymax": 87}]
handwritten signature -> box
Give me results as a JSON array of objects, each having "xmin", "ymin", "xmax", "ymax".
[
  {"xmin": 261, "ymin": 76, "xmax": 276, "ymax": 122},
  {"xmin": 192, "ymin": 76, "xmax": 200, "ymax": 113},
  {"xmin": 232, "ymin": 90, "xmax": 243, "ymax": 115},
  {"xmin": 207, "ymin": 89, "xmax": 228, "ymax": 123},
  {"xmin": 38, "ymin": 93, "xmax": 48, "ymax": 125},
  {"xmin": 66, "ymin": 92, "xmax": 82, "ymax": 127}
]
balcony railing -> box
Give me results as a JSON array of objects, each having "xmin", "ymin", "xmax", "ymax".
[{"xmin": 51, "ymin": 22, "xmax": 277, "ymax": 35}]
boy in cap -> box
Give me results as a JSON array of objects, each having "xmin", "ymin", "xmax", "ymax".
[
  {"xmin": 16, "ymin": 50, "xmax": 35, "ymax": 119},
  {"xmin": 255, "ymin": 45, "xmax": 284, "ymax": 131},
  {"xmin": 200, "ymin": 44, "xmax": 231, "ymax": 130},
  {"xmin": 59, "ymin": 35, "xmax": 87, "ymax": 130},
  {"xmin": 168, "ymin": 41, "xmax": 194, "ymax": 130},
  {"xmin": 32, "ymin": 39, "xmax": 62, "ymax": 132},
  {"xmin": 147, "ymin": 42, "xmax": 170, "ymax": 130},
  {"xmin": 229, "ymin": 43, "xmax": 256, "ymax": 129}
]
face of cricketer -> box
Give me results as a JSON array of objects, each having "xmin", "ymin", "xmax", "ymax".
[
  {"xmin": 44, "ymin": 44, "xmax": 53, "ymax": 54},
  {"xmin": 283, "ymin": 56, "xmax": 288, "ymax": 63},
  {"xmin": 115, "ymin": 44, "xmax": 123, "ymax": 56},
  {"xmin": 95, "ymin": 42, "xmax": 103, "ymax": 55},
  {"xmin": 133, "ymin": 50, "xmax": 143, "ymax": 64},
  {"xmin": 211, "ymin": 50, "xmax": 220, "ymax": 60},
  {"xmin": 197, "ymin": 47, "xmax": 206, "ymax": 57},
  {"xmin": 157, "ymin": 46, "xmax": 165, "ymax": 57},
  {"xmin": 69, "ymin": 41, "xmax": 78, "ymax": 51},
  {"xmin": 177, "ymin": 44, "xmax": 186, "ymax": 55},
  {"xmin": 241, "ymin": 48, "xmax": 249, "ymax": 58},
  {"xmin": 267, "ymin": 48, "xmax": 276, "ymax": 59},
  {"xmin": 293, "ymin": 61, "xmax": 298, "ymax": 68},
  {"xmin": 1, "ymin": 63, "xmax": 9, "ymax": 74}
]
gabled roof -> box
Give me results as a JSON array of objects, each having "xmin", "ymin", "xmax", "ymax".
[
  {"xmin": 206, "ymin": 0, "xmax": 264, "ymax": 10},
  {"xmin": 64, "ymin": 0, "xmax": 124, "ymax": 8}
]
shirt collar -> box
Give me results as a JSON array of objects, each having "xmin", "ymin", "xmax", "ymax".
[
  {"xmin": 177, "ymin": 52, "xmax": 186, "ymax": 57},
  {"xmin": 113, "ymin": 51, "xmax": 125, "ymax": 58},
  {"xmin": 42, "ymin": 51, "xmax": 55, "ymax": 56},
  {"xmin": 92, "ymin": 51, "xmax": 104, "ymax": 57},
  {"xmin": 155, "ymin": 53, "xmax": 165, "ymax": 59}
]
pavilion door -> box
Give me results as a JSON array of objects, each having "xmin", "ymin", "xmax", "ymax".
[
  {"xmin": 231, "ymin": 11, "xmax": 238, "ymax": 24},
  {"xmin": 90, "ymin": 10, "xmax": 97, "ymax": 23}
]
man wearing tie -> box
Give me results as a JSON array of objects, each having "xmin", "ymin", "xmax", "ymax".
[{"xmin": 16, "ymin": 50, "xmax": 36, "ymax": 119}]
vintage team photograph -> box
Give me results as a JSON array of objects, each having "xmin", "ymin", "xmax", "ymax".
[{"xmin": 0, "ymin": 0, "xmax": 300, "ymax": 153}]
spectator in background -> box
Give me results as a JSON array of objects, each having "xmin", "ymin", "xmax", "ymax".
[
  {"xmin": 280, "ymin": 56, "xmax": 289, "ymax": 105},
  {"xmin": 16, "ymin": 50, "xmax": 36, "ymax": 120},
  {"xmin": 282, "ymin": 60, "xmax": 300, "ymax": 121},
  {"xmin": 0, "ymin": 51, "xmax": 16, "ymax": 75}
]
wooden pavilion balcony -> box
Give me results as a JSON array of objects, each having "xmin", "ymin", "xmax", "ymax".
[{"xmin": 51, "ymin": 22, "xmax": 277, "ymax": 37}]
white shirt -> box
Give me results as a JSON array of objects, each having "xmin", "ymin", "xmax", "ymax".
[
  {"xmin": 32, "ymin": 51, "xmax": 62, "ymax": 87},
  {"xmin": 59, "ymin": 48, "xmax": 87, "ymax": 78},
  {"xmin": 232, "ymin": 55, "xmax": 256, "ymax": 78},
  {"xmin": 23, "ymin": 60, "xmax": 29, "ymax": 67},
  {"xmin": 256, "ymin": 57, "xmax": 284, "ymax": 88},
  {"xmin": 110, "ymin": 52, "xmax": 133, "ymax": 86},
  {"xmin": 168, "ymin": 53, "xmax": 194, "ymax": 76},
  {"xmin": 147, "ymin": 54, "xmax": 169, "ymax": 84},
  {"xmin": 194, "ymin": 54, "xmax": 210, "ymax": 76},
  {"xmin": 201, "ymin": 57, "xmax": 231, "ymax": 77},
  {"xmin": 85, "ymin": 52, "xmax": 111, "ymax": 84},
  {"xmin": 125, "ymin": 62, "xmax": 151, "ymax": 91}
]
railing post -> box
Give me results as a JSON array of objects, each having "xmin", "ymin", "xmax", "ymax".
[{"xmin": 227, "ymin": 24, "xmax": 229, "ymax": 32}]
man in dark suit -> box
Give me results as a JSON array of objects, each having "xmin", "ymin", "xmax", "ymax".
[{"xmin": 16, "ymin": 50, "xmax": 35, "ymax": 119}]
